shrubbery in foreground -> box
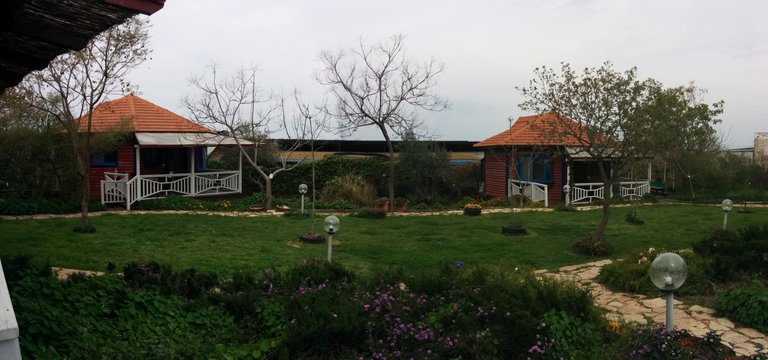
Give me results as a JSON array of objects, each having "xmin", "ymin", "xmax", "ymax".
[{"xmin": 4, "ymin": 256, "xmax": 760, "ymax": 359}]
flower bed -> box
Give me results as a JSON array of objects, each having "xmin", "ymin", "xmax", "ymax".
[
  {"xmin": 463, "ymin": 203, "xmax": 482, "ymax": 216},
  {"xmin": 299, "ymin": 233, "xmax": 325, "ymax": 244}
]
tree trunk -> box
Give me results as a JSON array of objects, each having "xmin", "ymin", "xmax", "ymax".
[
  {"xmin": 382, "ymin": 128, "xmax": 396, "ymax": 213},
  {"xmin": 591, "ymin": 192, "xmax": 611, "ymax": 243},
  {"xmin": 265, "ymin": 177, "xmax": 273, "ymax": 210},
  {"xmin": 591, "ymin": 160, "xmax": 612, "ymax": 243},
  {"xmin": 686, "ymin": 175, "xmax": 696, "ymax": 201},
  {"xmin": 76, "ymin": 149, "xmax": 91, "ymax": 231}
]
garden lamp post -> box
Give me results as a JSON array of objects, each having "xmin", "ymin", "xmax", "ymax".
[
  {"xmin": 563, "ymin": 184, "xmax": 571, "ymax": 206},
  {"xmin": 721, "ymin": 199, "xmax": 733, "ymax": 230},
  {"xmin": 299, "ymin": 184, "xmax": 308, "ymax": 214},
  {"xmin": 324, "ymin": 215, "xmax": 340, "ymax": 263},
  {"xmin": 649, "ymin": 253, "xmax": 687, "ymax": 331}
]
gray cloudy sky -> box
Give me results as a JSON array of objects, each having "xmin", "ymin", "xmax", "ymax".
[{"xmin": 127, "ymin": 0, "xmax": 767, "ymax": 148}]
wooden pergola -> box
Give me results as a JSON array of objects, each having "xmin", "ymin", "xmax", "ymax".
[{"xmin": 0, "ymin": 0, "xmax": 165, "ymax": 93}]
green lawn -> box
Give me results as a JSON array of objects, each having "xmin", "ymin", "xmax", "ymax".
[{"xmin": 1, "ymin": 204, "xmax": 765, "ymax": 275}]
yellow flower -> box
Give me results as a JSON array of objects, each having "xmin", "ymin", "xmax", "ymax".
[{"xmin": 607, "ymin": 321, "xmax": 621, "ymax": 333}]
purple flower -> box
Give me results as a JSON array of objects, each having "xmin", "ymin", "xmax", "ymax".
[{"xmin": 456, "ymin": 260, "xmax": 463, "ymax": 269}]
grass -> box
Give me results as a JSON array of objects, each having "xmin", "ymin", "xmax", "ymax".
[{"xmin": 1, "ymin": 204, "xmax": 766, "ymax": 275}]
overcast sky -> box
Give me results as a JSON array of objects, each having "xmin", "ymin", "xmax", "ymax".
[{"xmin": 126, "ymin": 0, "xmax": 767, "ymax": 148}]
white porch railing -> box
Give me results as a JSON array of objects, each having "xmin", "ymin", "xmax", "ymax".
[
  {"xmin": 0, "ymin": 259, "xmax": 22, "ymax": 360},
  {"xmin": 101, "ymin": 171, "xmax": 241, "ymax": 210},
  {"xmin": 571, "ymin": 182, "xmax": 605, "ymax": 204},
  {"xmin": 509, "ymin": 179, "xmax": 549, "ymax": 207},
  {"xmin": 101, "ymin": 172, "xmax": 129, "ymax": 205},
  {"xmin": 570, "ymin": 180, "xmax": 650, "ymax": 204},
  {"xmin": 620, "ymin": 181, "xmax": 651, "ymax": 200}
]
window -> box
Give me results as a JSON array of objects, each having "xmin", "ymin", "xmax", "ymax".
[
  {"xmin": 91, "ymin": 151, "xmax": 117, "ymax": 166},
  {"xmin": 140, "ymin": 148, "xmax": 162, "ymax": 167},
  {"xmin": 516, "ymin": 154, "xmax": 552, "ymax": 183},
  {"xmin": 195, "ymin": 147, "xmax": 207, "ymax": 172}
]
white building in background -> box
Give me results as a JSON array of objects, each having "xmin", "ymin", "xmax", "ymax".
[{"xmin": 755, "ymin": 132, "xmax": 768, "ymax": 169}]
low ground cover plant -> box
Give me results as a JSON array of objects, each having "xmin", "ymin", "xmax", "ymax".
[
  {"xmin": 6, "ymin": 256, "xmax": 764, "ymax": 359},
  {"xmin": 716, "ymin": 286, "xmax": 768, "ymax": 334},
  {"xmin": 0, "ymin": 197, "xmax": 106, "ymax": 215},
  {"xmin": 692, "ymin": 225, "xmax": 768, "ymax": 282}
]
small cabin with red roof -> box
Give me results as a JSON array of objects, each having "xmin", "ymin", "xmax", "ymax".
[
  {"xmin": 83, "ymin": 94, "xmax": 251, "ymax": 209},
  {"xmin": 474, "ymin": 112, "xmax": 651, "ymax": 205}
]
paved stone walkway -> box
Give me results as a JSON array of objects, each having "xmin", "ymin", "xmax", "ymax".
[{"xmin": 536, "ymin": 260, "xmax": 767, "ymax": 357}]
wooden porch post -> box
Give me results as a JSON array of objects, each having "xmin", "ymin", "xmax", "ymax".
[
  {"xmin": 135, "ymin": 145, "xmax": 141, "ymax": 178},
  {"xmin": 647, "ymin": 161, "xmax": 652, "ymax": 181},
  {"xmin": 566, "ymin": 159, "xmax": 572, "ymax": 205},
  {"xmin": 238, "ymin": 150, "xmax": 243, "ymax": 193},
  {"xmin": 190, "ymin": 147, "xmax": 196, "ymax": 196}
]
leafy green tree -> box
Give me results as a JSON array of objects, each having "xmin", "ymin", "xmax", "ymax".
[
  {"xmin": 397, "ymin": 130, "xmax": 450, "ymax": 200},
  {"xmin": 519, "ymin": 62, "xmax": 661, "ymax": 249},
  {"xmin": 646, "ymin": 84, "xmax": 723, "ymax": 200},
  {"xmin": 0, "ymin": 88, "xmax": 73, "ymax": 198}
]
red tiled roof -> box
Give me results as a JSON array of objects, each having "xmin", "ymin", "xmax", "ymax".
[
  {"xmin": 474, "ymin": 112, "xmax": 587, "ymax": 147},
  {"xmin": 77, "ymin": 94, "xmax": 214, "ymax": 133}
]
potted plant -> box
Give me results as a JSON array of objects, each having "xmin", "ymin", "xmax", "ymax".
[
  {"xmin": 299, "ymin": 232, "xmax": 325, "ymax": 244},
  {"xmin": 394, "ymin": 197, "xmax": 408, "ymax": 212},
  {"xmin": 625, "ymin": 210, "xmax": 645, "ymax": 225},
  {"xmin": 376, "ymin": 197, "xmax": 389, "ymax": 212},
  {"xmin": 249, "ymin": 205, "xmax": 265, "ymax": 212},
  {"xmin": 463, "ymin": 203, "xmax": 482, "ymax": 216}
]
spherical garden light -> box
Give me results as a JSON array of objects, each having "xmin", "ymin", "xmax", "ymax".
[
  {"xmin": 649, "ymin": 252, "xmax": 688, "ymax": 331},
  {"xmin": 299, "ymin": 183, "xmax": 308, "ymax": 214},
  {"xmin": 324, "ymin": 215, "xmax": 340, "ymax": 263},
  {"xmin": 563, "ymin": 184, "xmax": 571, "ymax": 206},
  {"xmin": 721, "ymin": 198, "xmax": 733, "ymax": 230}
]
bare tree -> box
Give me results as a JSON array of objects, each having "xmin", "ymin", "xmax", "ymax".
[
  {"xmin": 184, "ymin": 65, "xmax": 321, "ymax": 209},
  {"xmin": 316, "ymin": 34, "xmax": 447, "ymax": 211},
  {"xmin": 519, "ymin": 62, "xmax": 660, "ymax": 250},
  {"xmin": 20, "ymin": 17, "xmax": 150, "ymax": 232}
]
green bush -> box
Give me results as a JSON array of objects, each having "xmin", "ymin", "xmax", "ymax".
[
  {"xmin": 350, "ymin": 207, "xmax": 387, "ymax": 219},
  {"xmin": 320, "ymin": 173, "xmax": 377, "ymax": 207},
  {"xmin": 270, "ymin": 156, "xmax": 388, "ymax": 197},
  {"xmin": 554, "ymin": 204, "xmax": 577, "ymax": 212},
  {"xmin": 596, "ymin": 251, "xmax": 714, "ymax": 298},
  {"xmin": 692, "ymin": 225, "xmax": 768, "ymax": 281},
  {"xmin": 716, "ymin": 286, "xmax": 768, "ymax": 333},
  {"xmin": 121, "ymin": 261, "xmax": 218, "ymax": 300},
  {"xmin": 624, "ymin": 211, "xmax": 645, "ymax": 225},
  {"xmin": 0, "ymin": 197, "xmax": 106, "ymax": 215},
  {"xmin": 531, "ymin": 309, "xmax": 601, "ymax": 359},
  {"xmin": 9, "ymin": 271, "xmax": 240, "ymax": 359},
  {"xmin": 313, "ymin": 198, "xmax": 354, "ymax": 210}
]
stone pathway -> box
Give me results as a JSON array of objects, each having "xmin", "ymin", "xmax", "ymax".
[
  {"xmin": 51, "ymin": 267, "xmax": 104, "ymax": 280},
  {"xmin": 536, "ymin": 260, "xmax": 767, "ymax": 357}
]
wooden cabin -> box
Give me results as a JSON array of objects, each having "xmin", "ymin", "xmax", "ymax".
[
  {"xmin": 474, "ymin": 112, "xmax": 651, "ymax": 206},
  {"xmin": 82, "ymin": 94, "xmax": 251, "ymax": 209}
]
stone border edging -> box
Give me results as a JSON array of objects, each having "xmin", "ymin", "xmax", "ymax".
[{"xmin": 536, "ymin": 260, "xmax": 767, "ymax": 357}]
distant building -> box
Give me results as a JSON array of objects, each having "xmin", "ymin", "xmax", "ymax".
[{"xmin": 756, "ymin": 132, "xmax": 768, "ymax": 169}]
